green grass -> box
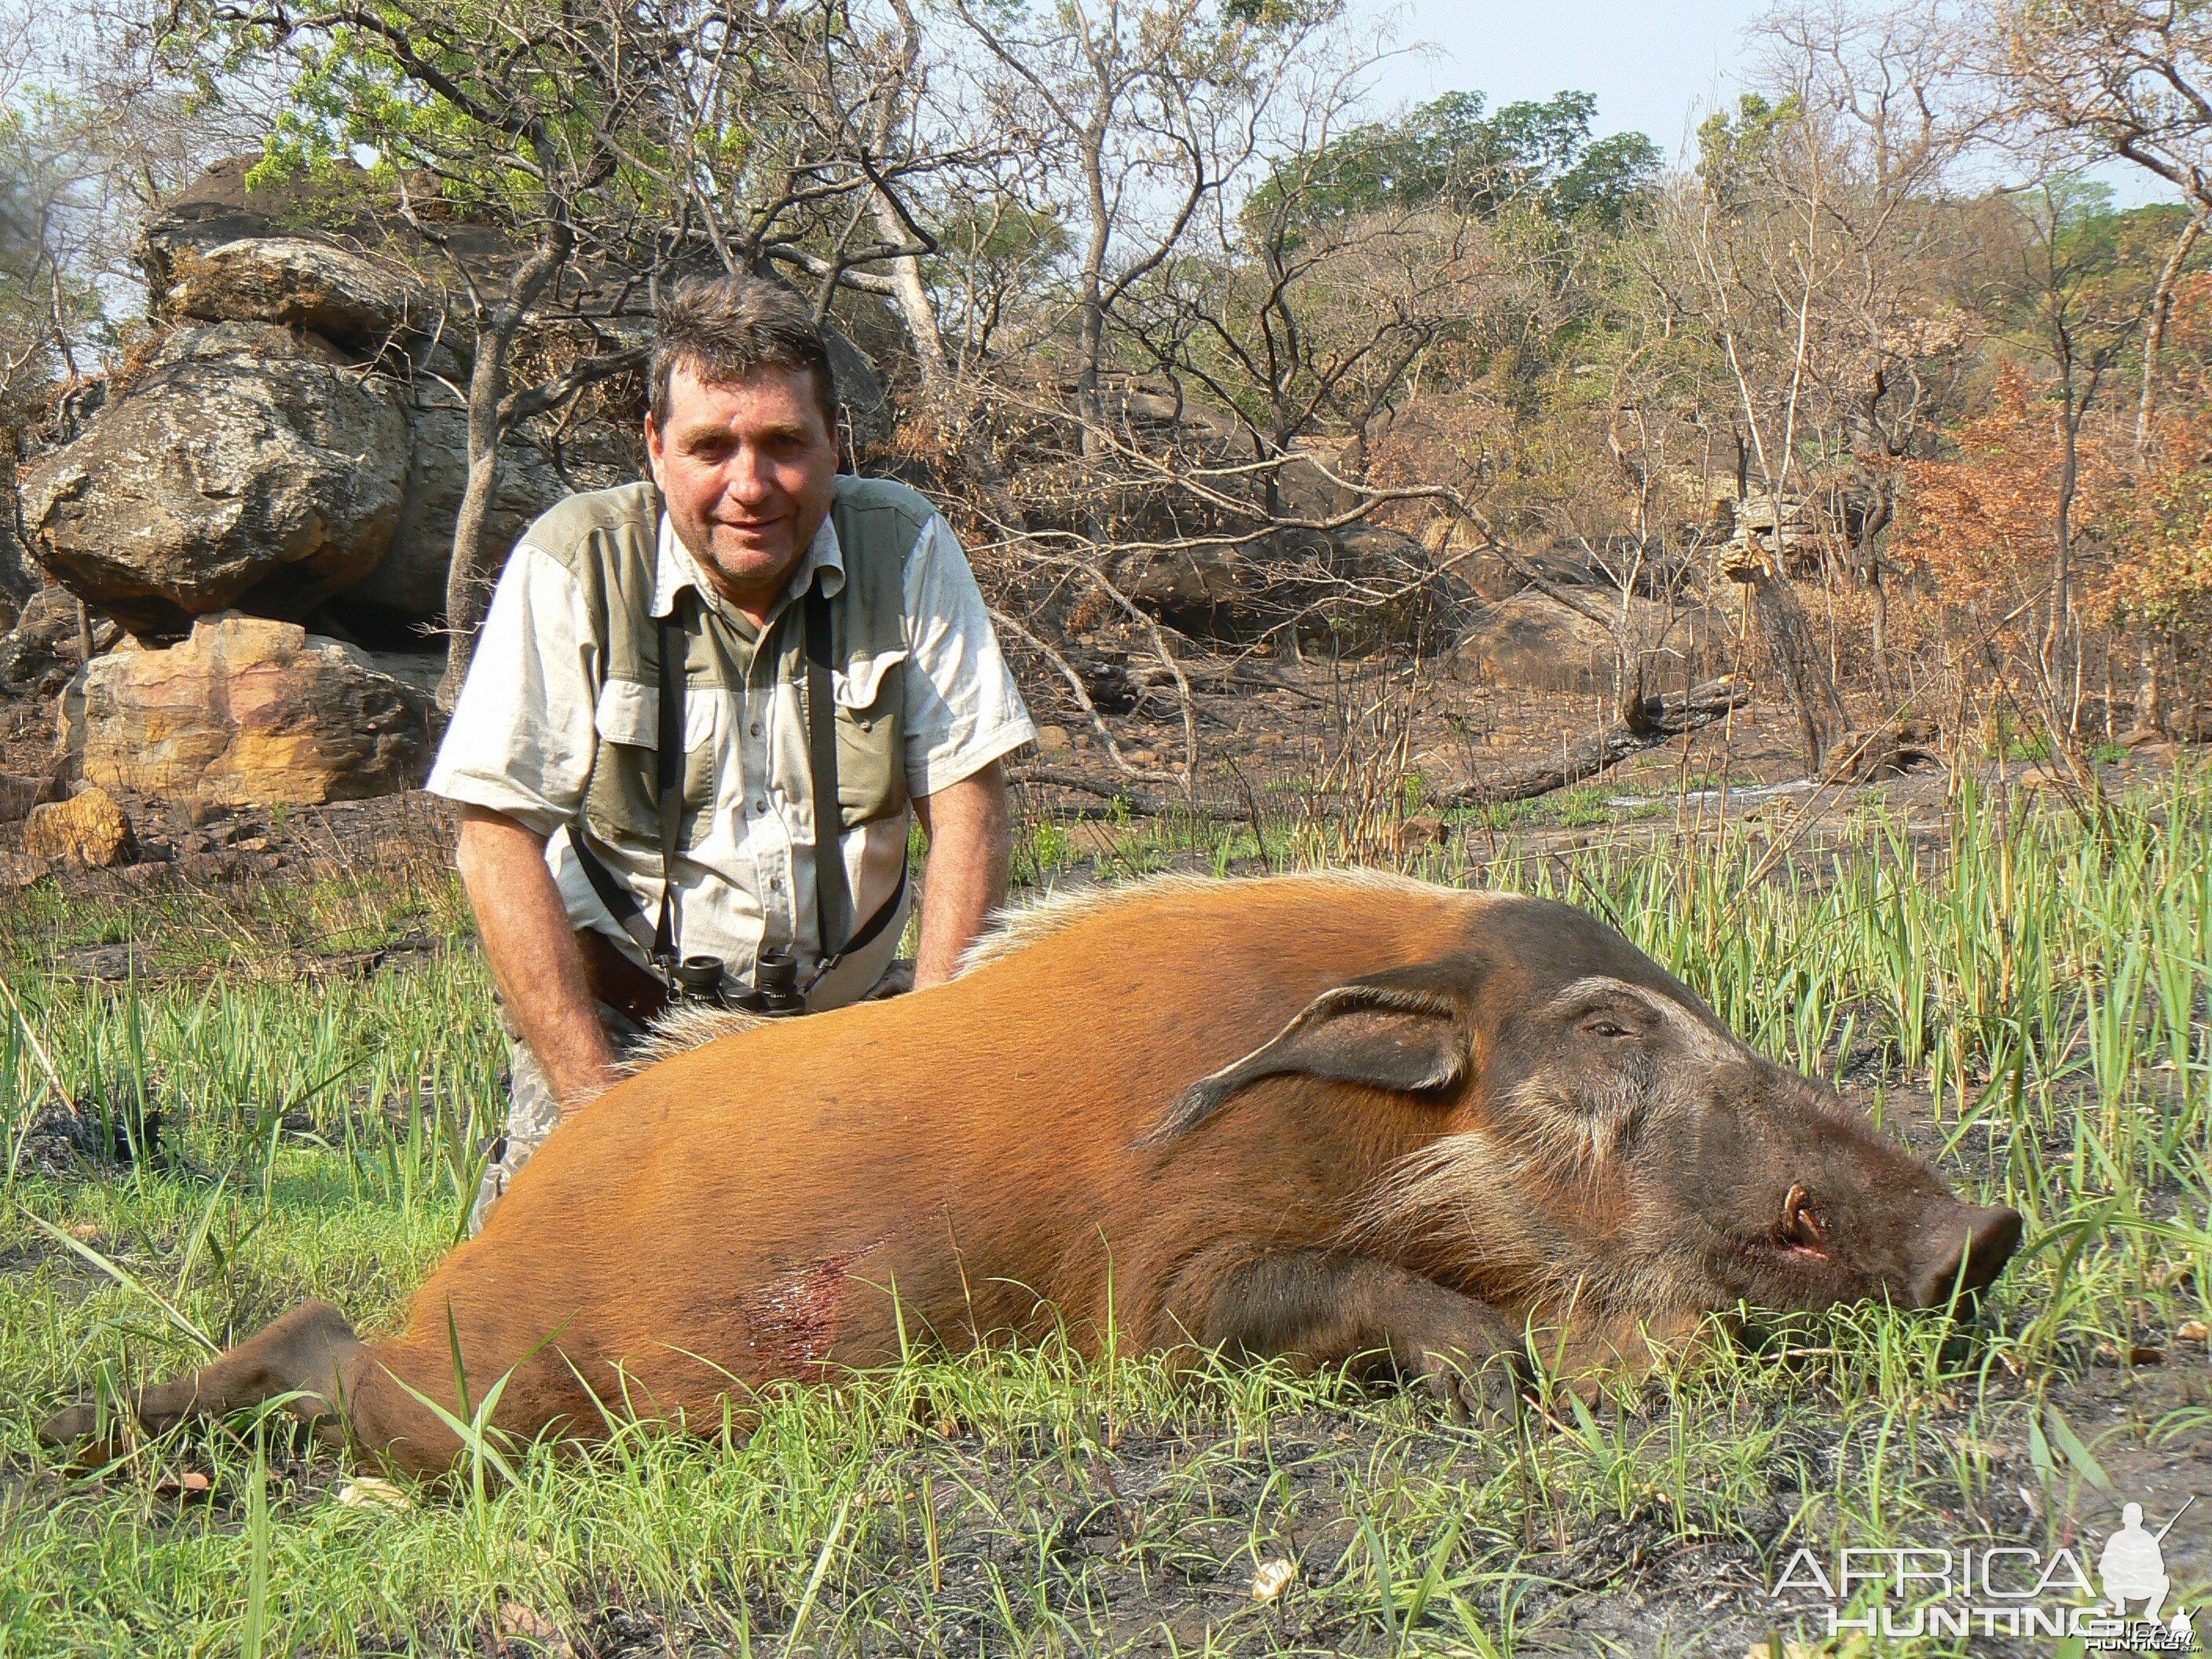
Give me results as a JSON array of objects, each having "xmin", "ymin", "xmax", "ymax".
[{"xmin": 3, "ymin": 769, "xmax": 2211, "ymax": 1654}]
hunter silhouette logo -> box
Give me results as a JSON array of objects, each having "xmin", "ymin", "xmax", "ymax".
[
  {"xmin": 2102, "ymin": 1500, "xmax": 2185, "ymax": 1625},
  {"xmin": 1771, "ymin": 1494, "xmax": 2201, "ymax": 1647}
]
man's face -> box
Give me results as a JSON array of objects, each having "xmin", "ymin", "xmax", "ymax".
[{"xmin": 646, "ymin": 361, "xmax": 838, "ymax": 620}]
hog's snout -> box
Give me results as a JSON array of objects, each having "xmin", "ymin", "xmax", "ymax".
[{"xmin": 1905, "ymin": 1202, "xmax": 2023, "ymax": 1309}]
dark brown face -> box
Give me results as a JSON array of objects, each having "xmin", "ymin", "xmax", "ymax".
[{"xmin": 1367, "ymin": 897, "xmax": 2023, "ymax": 1320}]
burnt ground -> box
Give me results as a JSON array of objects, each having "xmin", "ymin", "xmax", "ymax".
[
  {"xmin": 0, "ymin": 625, "xmax": 2182, "ymax": 906},
  {"xmin": 5, "ymin": 644, "xmax": 2210, "ymax": 1657}
]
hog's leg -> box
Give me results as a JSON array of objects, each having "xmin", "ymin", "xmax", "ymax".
[
  {"xmin": 41, "ymin": 1302, "xmax": 487, "ymax": 1478},
  {"xmin": 1173, "ymin": 1247, "xmax": 1526, "ymax": 1423},
  {"xmin": 40, "ymin": 1301, "xmax": 364, "ymax": 1453}
]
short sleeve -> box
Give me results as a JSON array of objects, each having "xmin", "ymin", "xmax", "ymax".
[
  {"xmin": 424, "ymin": 544, "xmax": 600, "ymax": 837},
  {"xmin": 899, "ymin": 515, "xmax": 1035, "ymax": 797}
]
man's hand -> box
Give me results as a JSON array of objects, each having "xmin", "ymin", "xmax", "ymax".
[
  {"xmin": 454, "ymin": 806, "xmax": 617, "ymax": 1111},
  {"xmin": 910, "ymin": 760, "xmax": 1013, "ymax": 988}
]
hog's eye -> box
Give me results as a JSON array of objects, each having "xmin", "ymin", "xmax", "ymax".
[{"xmin": 1585, "ymin": 1017, "xmax": 1635, "ymax": 1040}]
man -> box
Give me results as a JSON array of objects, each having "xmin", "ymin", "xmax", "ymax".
[{"xmin": 428, "ymin": 274, "xmax": 1035, "ymax": 1228}]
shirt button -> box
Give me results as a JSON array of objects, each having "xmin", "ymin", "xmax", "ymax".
[
  {"xmin": 749, "ymin": 721, "xmax": 760, "ymax": 737},
  {"xmin": 754, "ymin": 797, "xmax": 767, "ymax": 812}
]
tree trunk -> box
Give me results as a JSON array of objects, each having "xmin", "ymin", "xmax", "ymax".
[
  {"xmin": 1867, "ymin": 557, "xmax": 1889, "ymax": 693},
  {"xmin": 437, "ymin": 243, "xmax": 566, "ymax": 712},
  {"xmin": 2128, "ymin": 634, "xmax": 2166, "ymax": 741},
  {"xmin": 1743, "ymin": 562, "xmax": 1846, "ymax": 776},
  {"xmin": 1857, "ymin": 489, "xmax": 1893, "ymax": 694},
  {"xmin": 1436, "ymin": 677, "xmax": 1750, "ymax": 807},
  {"xmin": 2138, "ymin": 213, "xmax": 2203, "ymax": 463},
  {"xmin": 871, "ymin": 192, "xmax": 947, "ymax": 390},
  {"xmin": 1075, "ymin": 100, "xmax": 1113, "ymax": 460},
  {"xmin": 2050, "ymin": 398, "xmax": 2079, "ymax": 675}
]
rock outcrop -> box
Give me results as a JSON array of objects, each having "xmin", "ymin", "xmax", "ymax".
[
  {"xmin": 64, "ymin": 614, "xmax": 430, "ymax": 806},
  {"xmin": 360, "ymin": 394, "xmax": 586, "ymax": 624},
  {"xmin": 1113, "ymin": 521, "xmax": 1463, "ymax": 654},
  {"xmin": 159, "ymin": 237, "xmax": 445, "ymax": 356},
  {"xmin": 1295, "ymin": 522, "xmax": 1462, "ymax": 655},
  {"xmin": 22, "ymin": 786, "xmax": 134, "ymax": 868},
  {"xmin": 0, "ymin": 587, "xmax": 116, "ymax": 694},
  {"xmin": 10, "ymin": 156, "xmax": 646, "ymax": 644},
  {"xmin": 1452, "ymin": 591, "xmax": 1723, "ymax": 695},
  {"xmin": 21, "ymin": 324, "xmax": 409, "ymax": 635},
  {"xmin": 1115, "ymin": 541, "xmax": 1280, "ymax": 644}
]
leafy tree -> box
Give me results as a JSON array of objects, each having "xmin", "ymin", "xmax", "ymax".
[
  {"xmin": 1251, "ymin": 89, "xmax": 1660, "ymax": 233},
  {"xmin": 1694, "ymin": 93, "xmax": 1802, "ymax": 205}
]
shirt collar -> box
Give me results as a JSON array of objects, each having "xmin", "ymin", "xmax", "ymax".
[{"xmin": 650, "ymin": 498, "xmax": 847, "ymax": 622}]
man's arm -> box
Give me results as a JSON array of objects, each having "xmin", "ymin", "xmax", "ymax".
[
  {"xmin": 454, "ymin": 805, "xmax": 617, "ymax": 1109},
  {"xmin": 908, "ymin": 759, "xmax": 1012, "ymax": 988}
]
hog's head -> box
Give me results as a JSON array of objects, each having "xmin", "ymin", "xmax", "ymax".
[{"xmin": 1160, "ymin": 892, "xmax": 2021, "ymax": 1323}]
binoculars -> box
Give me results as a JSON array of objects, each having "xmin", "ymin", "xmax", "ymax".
[{"xmin": 668, "ymin": 947, "xmax": 806, "ymax": 1016}]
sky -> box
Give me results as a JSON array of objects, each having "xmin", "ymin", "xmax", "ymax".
[
  {"xmin": 1350, "ymin": 0, "xmax": 2174, "ymax": 203},
  {"xmin": 1353, "ymin": 0, "xmax": 1773, "ymax": 162}
]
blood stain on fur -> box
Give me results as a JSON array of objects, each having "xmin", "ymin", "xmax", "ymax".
[{"xmin": 740, "ymin": 1244, "xmax": 876, "ymax": 1368}]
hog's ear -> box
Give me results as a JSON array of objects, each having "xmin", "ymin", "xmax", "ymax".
[{"xmin": 1141, "ymin": 969, "xmax": 1467, "ymax": 1145}]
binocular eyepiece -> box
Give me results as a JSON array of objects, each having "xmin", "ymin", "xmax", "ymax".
[{"xmin": 669, "ymin": 947, "xmax": 805, "ymax": 1016}]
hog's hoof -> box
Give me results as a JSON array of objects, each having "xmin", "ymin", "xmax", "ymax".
[
  {"xmin": 1415, "ymin": 1347, "xmax": 1525, "ymax": 1430},
  {"xmin": 35, "ymin": 1400, "xmax": 137, "ymax": 1470},
  {"xmin": 38, "ymin": 1401, "xmax": 102, "ymax": 1448}
]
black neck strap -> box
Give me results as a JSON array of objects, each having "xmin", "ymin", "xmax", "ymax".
[
  {"xmin": 570, "ymin": 575, "xmax": 907, "ymax": 1001},
  {"xmin": 803, "ymin": 583, "xmax": 853, "ymax": 961},
  {"xmin": 650, "ymin": 606, "xmax": 683, "ymax": 970}
]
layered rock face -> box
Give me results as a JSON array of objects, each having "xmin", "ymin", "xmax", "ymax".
[
  {"xmin": 66, "ymin": 614, "xmax": 430, "ymax": 806},
  {"xmin": 21, "ymin": 160, "xmax": 636, "ymax": 644},
  {"xmin": 160, "ymin": 236, "xmax": 444, "ymax": 353},
  {"xmin": 363, "ymin": 393, "xmax": 575, "ymax": 623},
  {"xmin": 24, "ymin": 324, "xmax": 410, "ymax": 635}
]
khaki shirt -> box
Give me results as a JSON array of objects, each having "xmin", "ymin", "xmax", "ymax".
[{"xmin": 427, "ymin": 479, "xmax": 1035, "ymax": 1005}]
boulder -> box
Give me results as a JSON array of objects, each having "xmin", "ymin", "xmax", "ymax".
[
  {"xmin": 146, "ymin": 318, "xmax": 353, "ymax": 370},
  {"xmin": 137, "ymin": 156, "xmax": 386, "ymax": 288},
  {"xmin": 0, "ymin": 851, "xmax": 50, "ymax": 888},
  {"xmin": 0, "ymin": 771, "xmax": 50, "ymax": 822},
  {"xmin": 1116, "ymin": 522, "xmax": 1464, "ymax": 654},
  {"xmin": 354, "ymin": 395, "xmax": 592, "ymax": 624},
  {"xmin": 65, "ymin": 614, "xmax": 430, "ymax": 806},
  {"xmin": 158, "ymin": 237, "xmax": 442, "ymax": 355},
  {"xmin": 1295, "ymin": 522, "xmax": 1465, "ymax": 656},
  {"xmin": 824, "ymin": 323, "xmax": 895, "ymax": 450},
  {"xmin": 22, "ymin": 786, "xmax": 134, "ymax": 868},
  {"xmin": 1115, "ymin": 541, "xmax": 1285, "ymax": 644},
  {"xmin": 21, "ymin": 338, "xmax": 409, "ymax": 636},
  {"xmin": 1452, "ymin": 593, "xmax": 1619, "ymax": 694},
  {"xmin": 1451, "ymin": 591, "xmax": 1722, "ymax": 695}
]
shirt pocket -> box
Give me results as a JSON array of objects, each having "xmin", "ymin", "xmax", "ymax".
[
  {"xmin": 582, "ymin": 679, "xmax": 720, "ymax": 848},
  {"xmin": 830, "ymin": 650, "xmax": 908, "ymax": 827},
  {"xmin": 594, "ymin": 679, "xmax": 659, "ymax": 748}
]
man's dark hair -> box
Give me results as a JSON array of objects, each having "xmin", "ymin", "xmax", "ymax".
[{"xmin": 649, "ymin": 274, "xmax": 839, "ymax": 437}]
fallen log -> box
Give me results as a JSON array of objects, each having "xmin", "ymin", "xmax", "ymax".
[
  {"xmin": 1437, "ymin": 676, "xmax": 1751, "ymax": 808},
  {"xmin": 1009, "ymin": 765, "xmax": 1242, "ymax": 819},
  {"xmin": 1013, "ymin": 676, "xmax": 1749, "ymax": 822}
]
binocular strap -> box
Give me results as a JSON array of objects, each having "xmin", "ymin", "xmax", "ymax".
[{"xmin": 567, "ymin": 580, "xmax": 907, "ymax": 1000}]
